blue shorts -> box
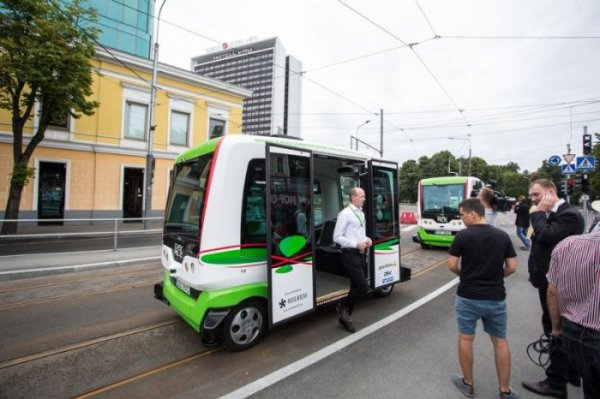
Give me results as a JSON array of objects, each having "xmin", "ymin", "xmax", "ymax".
[{"xmin": 455, "ymin": 296, "xmax": 507, "ymax": 338}]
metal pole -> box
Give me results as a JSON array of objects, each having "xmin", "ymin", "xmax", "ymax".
[
  {"xmin": 468, "ymin": 144, "xmax": 472, "ymax": 177},
  {"xmin": 582, "ymin": 195, "xmax": 589, "ymax": 232},
  {"xmin": 355, "ymin": 120, "xmax": 370, "ymax": 151},
  {"xmin": 144, "ymin": 0, "xmax": 167, "ymax": 229},
  {"xmin": 113, "ymin": 219, "xmax": 118, "ymax": 251},
  {"xmin": 379, "ymin": 109, "xmax": 383, "ymax": 158}
]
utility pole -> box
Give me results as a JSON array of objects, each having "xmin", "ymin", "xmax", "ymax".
[{"xmin": 143, "ymin": 0, "xmax": 168, "ymax": 229}]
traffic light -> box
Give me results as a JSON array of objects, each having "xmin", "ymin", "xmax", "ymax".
[
  {"xmin": 583, "ymin": 133, "xmax": 592, "ymax": 155},
  {"xmin": 561, "ymin": 180, "xmax": 568, "ymax": 195},
  {"xmin": 567, "ymin": 178, "xmax": 575, "ymax": 195},
  {"xmin": 582, "ymin": 173, "xmax": 590, "ymax": 194}
]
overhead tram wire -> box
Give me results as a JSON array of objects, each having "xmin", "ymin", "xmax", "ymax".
[
  {"xmin": 53, "ymin": 1, "xmax": 253, "ymax": 131},
  {"xmin": 288, "ymin": 97, "xmax": 600, "ymax": 116},
  {"xmin": 414, "ymin": 0, "xmax": 438, "ymax": 37},
  {"xmin": 383, "ymin": 117, "xmax": 600, "ymax": 144},
  {"xmin": 441, "ymin": 35, "xmax": 600, "ymax": 40},
  {"xmin": 336, "ymin": 0, "xmax": 469, "ymax": 130},
  {"xmin": 304, "ymin": 36, "xmax": 437, "ymax": 74},
  {"xmin": 99, "ymin": 1, "xmax": 388, "ymax": 132},
  {"xmin": 66, "ymin": 0, "xmax": 600, "ymax": 147}
]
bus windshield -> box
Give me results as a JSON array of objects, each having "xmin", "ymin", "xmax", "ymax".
[
  {"xmin": 422, "ymin": 184, "xmax": 464, "ymax": 214},
  {"xmin": 164, "ymin": 154, "xmax": 213, "ymax": 238}
]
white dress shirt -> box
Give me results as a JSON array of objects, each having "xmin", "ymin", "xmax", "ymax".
[{"xmin": 333, "ymin": 204, "xmax": 367, "ymax": 249}]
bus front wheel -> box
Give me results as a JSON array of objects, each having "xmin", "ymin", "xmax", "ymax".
[
  {"xmin": 420, "ymin": 241, "xmax": 430, "ymax": 249},
  {"xmin": 222, "ymin": 299, "xmax": 267, "ymax": 351}
]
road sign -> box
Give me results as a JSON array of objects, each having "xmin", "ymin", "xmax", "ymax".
[
  {"xmin": 563, "ymin": 153, "xmax": 576, "ymax": 164},
  {"xmin": 576, "ymin": 156, "xmax": 596, "ymax": 171},
  {"xmin": 561, "ymin": 163, "xmax": 576, "ymax": 175},
  {"xmin": 548, "ymin": 155, "xmax": 561, "ymax": 166}
]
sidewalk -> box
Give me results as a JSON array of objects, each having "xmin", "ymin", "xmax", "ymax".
[{"xmin": 0, "ymin": 246, "xmax": 160, "ymax": 281}]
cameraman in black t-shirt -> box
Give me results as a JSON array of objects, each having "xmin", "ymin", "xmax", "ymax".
[{"xmin": 448, "ymin": 198, "xmax": 518, "ymax": 399}]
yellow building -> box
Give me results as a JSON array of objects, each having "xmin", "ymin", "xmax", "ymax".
[{"xmin": 0, "ymin": 48, "xmax": 251, "ymax": 222}]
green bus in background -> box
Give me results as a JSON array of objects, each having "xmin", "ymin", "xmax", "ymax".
[{"xmin": 415, "ymin": 176, "xmax": 483, "ymax": 249}]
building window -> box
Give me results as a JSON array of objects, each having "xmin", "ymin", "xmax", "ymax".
[
  {"xmin": 170, "ymin": 110, "xmax": 190, "ymax": 146},
  {"xmin": 209, "ymin": 118, "xmax": 225, "ymax": 139},
  {"xmin": 48, "ymin": 110, "xmax": 70, "ymax": 130},
  {"xmin": 124, "ymin": 101, "xmax": 147, "ymax": 140}
]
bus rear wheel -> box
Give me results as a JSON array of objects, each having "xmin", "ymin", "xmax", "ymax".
[{"xmin": 222, "ymin": 299, "xmax": 267, "ymax": 351}]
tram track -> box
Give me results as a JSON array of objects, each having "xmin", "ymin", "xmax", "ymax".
[
  {"xmin": 65, "ymin": 250, "xmax": 452, "ymax": 398},
  {"xmin": 0, "ymin": 266, "xmax": 161, "ymax": 294},
  {"xmin": 0, "ymin": 244, "xmax": 448, "ymax": 399},
  {"xmin": 0, "ymin": 318, "xmax": 183, "ymax": 370}
]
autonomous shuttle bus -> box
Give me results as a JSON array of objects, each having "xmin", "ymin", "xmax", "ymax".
[
  {"xmin": 416, "ymin": 176, "xmax": 483, "ymax": 249},
  {"xmin": 154, "ymin": 135, "xmax": 410, "ymax": 351}
]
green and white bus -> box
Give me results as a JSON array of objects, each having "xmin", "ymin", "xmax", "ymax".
[
  {"xmin": 415, "ymin": 176, "xmax": 483, "ymax": 249},
  {"xmin": 154, "ymin": 135, "xmax": 411, "ymax": 351}
]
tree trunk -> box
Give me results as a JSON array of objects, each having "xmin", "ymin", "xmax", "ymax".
[{"xmin": 1, "ymin": 177, "xmax": 26, "ymax": 235}]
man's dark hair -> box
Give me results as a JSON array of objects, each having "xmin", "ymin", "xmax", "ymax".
[{"xmin": 459, "ymin": 198, "xmax": 485, "ymax": 217}]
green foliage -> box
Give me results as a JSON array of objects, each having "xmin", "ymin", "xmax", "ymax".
[
  {"xmin": 0, "ymin": 0, "xmax": 99, "ymax": 226},
  {"xmin": 0, "ymin": 0, "xmax": 99, "ymax": 127},
  {"xmin": 10, "ymin": 162, "xmax": 35, "ymax": 186},
  {"xmin": 398, "ymin": 151, "xmax": 544, "ymax": 202}
]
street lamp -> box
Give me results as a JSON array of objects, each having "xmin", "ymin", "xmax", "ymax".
[
  {"xmin": 448, "ymin": 135, "xmax": 472, "ymax": 176},
  {"xmin": 144, "ymin": 0, "xmax": 168, "ymax": 229},
  {"xmin": 353, "ymin": 120, "xmax": 371, "ymax": 150}
]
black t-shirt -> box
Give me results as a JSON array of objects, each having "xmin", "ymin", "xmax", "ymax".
[{"xmin": 448, "ymin": 224, "xmax": 517, "ymax": 300}]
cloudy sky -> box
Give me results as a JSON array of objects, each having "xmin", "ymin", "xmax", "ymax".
[{"xmin": 158, "ymin": 0, "xmax": 600, "ymax": 172}]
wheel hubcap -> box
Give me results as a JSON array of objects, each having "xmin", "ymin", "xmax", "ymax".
[{"xmin": 229, "ymin": 306, "xmax": 263, "ymax": 345}]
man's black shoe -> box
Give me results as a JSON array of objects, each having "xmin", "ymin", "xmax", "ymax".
[
  {"xmin": 521, "ymin": 380, "xmax": 567, "ymax": 399},
  {"xmin": 336, "ymin": 303, "xmax": 356, "ymax": 333},
  {"xmin": 568, "ymin": 372, "xmax": 581, "ymax": 387}
]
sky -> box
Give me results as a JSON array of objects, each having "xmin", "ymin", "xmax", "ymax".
[{"xmin": 157, "ymin": 0, "xmax": 600, "ymax": 173}]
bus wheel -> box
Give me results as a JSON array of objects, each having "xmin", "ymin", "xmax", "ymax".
[
  {"xmin": 372, "ymin": 284, "xmax": 394, "ymax": 298},
  {"xmin": 420, "ymin": 241, "xmax": 430, "ymax": 250},
  {"xmin": 222, "ymin": 299, "xmax": 266, "ymax": 351}
]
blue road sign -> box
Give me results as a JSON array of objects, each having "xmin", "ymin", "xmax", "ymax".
[
  {"xmin": 576, "ymin": 156, "xmax": 596, "ymax": 171},
  {"xmin": 548, "ymin": 155, "xmax": 561, "ymax": 166},
  {"xmin": 561, "ymin": 163, "xmax": 576, "ymax": 175}
]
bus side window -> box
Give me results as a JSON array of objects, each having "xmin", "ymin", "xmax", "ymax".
[
  {"xmin": 241, "ymin": 160, "xmax": 267, "ymax": 245},
  {"xmin": 339, "ymin": 176, "xmax": 358, "ymax": 208},
  {"xmin": 372, "ymin": 169, "xmax": 397, "ymax": 239}
]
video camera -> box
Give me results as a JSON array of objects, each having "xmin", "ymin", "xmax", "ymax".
[{"xmin": 470, "ymin": 180, "xmax": 516, "ymax": 212}]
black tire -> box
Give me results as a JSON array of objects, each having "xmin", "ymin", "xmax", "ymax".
[
  {"xmin": 372, "ymin": 284, "xmax": 394, "ymax": 298},
  {"xmin": 420, "ymin": 241, "xmax": 430, "ymax": 250},
  {"xmin": 222, "ymin": 299, "xmax": 267, "ymax": 351}
]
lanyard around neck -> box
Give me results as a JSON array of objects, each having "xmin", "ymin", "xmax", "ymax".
[{"xmin": 349, "ymin": 206, "xmax": 364, "ymax": 226}]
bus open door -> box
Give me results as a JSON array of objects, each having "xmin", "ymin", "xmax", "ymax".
[
  {"xmin": 364, "ymin": 160, "xmax": 411, "ymax": 294},
  {"xmin": 266, "ymin": 144, "xmax": 316, "ymax": 327}
]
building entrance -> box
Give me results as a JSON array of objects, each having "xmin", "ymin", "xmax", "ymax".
[
  {"xmin": 37, "ymin": 161, "xmax": 66, "ymax": 225},
  {"xmin": 123, "ymin": 167, "xmax": 144, "ymax": 219}
]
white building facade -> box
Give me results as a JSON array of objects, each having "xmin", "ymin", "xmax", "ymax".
[{"xmin": 191, "ymin": 37, "xmax": 302, "ymax": 137}]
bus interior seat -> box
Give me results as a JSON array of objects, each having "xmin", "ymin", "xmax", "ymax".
[
  {"xmin": 315, "ymin": 219, "xmax": 345, "ymax": 276},
  {"xmin": 317, "ymin": 219, "xmax": 340, "ymax": 253}
]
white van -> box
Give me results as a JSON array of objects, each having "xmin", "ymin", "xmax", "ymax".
[{"xmin": 154, "ymin": 135, "xmax": 410, "ymax": 351}]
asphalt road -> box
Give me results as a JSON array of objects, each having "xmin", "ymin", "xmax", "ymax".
[{"xmin": 0, "ymin": 216, "xmax": 585, "ymax": 399}]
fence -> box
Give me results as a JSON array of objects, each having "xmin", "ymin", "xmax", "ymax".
[{"xmin": 0, "ymin": 217, "xmax": 163, "ymax": 251}]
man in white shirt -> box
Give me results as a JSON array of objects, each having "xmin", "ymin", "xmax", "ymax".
[{"xmin": 333, "ymin": 187, "xmax": 372, "ymax": 333}]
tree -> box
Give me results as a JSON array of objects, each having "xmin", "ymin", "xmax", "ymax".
[
  {"xmin": 0, "ymin": 0, "xmax": 98, "ymax": 234},
  {"xmin": 399, "ymin": 159, "xmax": 420, "ymax": 202}
]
